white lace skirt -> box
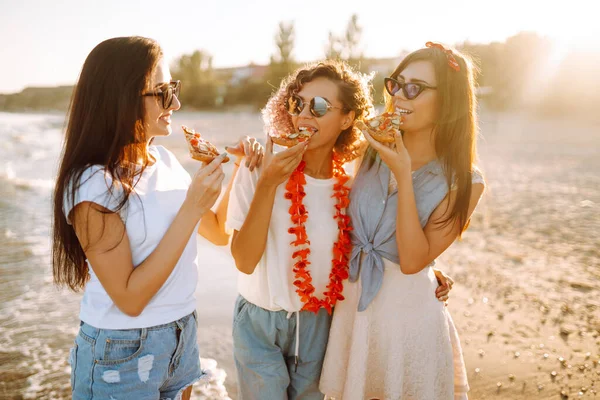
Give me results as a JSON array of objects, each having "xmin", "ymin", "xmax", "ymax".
[{"xmin": 320, "ymin": 260, "xmax": 469, "ymax": 400}]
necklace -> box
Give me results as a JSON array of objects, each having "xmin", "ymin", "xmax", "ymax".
[{"xmin": 285, "ymin": 155, "xmax": 352, "ymax": 314}]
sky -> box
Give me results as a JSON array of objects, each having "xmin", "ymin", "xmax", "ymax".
[{"xmin": 0, "ymin": 0, "xmax": 597, "ymax": 93}]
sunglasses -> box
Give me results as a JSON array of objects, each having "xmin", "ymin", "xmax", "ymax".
[
  {"xmin": 142, "ymin": 80, "xmax": 181, "ymax": 108},
  {"xmin": 286, "ymin": 95, "xmax": 344, "ymax": 118},
  {"xmin": 384, "ymin": 77, "xmax": 436, "ymax": 100}
]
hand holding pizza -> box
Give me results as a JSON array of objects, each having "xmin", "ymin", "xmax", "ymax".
[
  {"xmin": 185, "ymin": 153, "xmax": 227, "ymax": 218},
  {"xmin": 182, "ymin": 125, "xmax": 230, "ymax": 163},
  {"xmin": 258, "ymin": 136, "xmax": 308, "ymax": 188},
  {"xmin": 357, "ymin": 113, "xmax": 411, "ymax": 176}
]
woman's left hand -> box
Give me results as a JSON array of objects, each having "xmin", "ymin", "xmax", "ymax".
[
  {"xmin": 360, "ymin": 128, "xmax": 411, "ymax": 176},
  {"xmin": 225, "ymin": 136, "xmax": 264, "ymax": 171},
  {"xmin": 433, "ymin": 268, "xmax": 454, "ymax": 305}
]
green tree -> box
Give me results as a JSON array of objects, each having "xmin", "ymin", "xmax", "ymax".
[
  {"xmin": 325, "ymin": 31, "xmax": 342, "ymax": 60},
  {"xmin": 460, "ymin": 33, "xmax": 552, "ymax": 110},
  {"xmin": 171, "ymin": 50, "xmax": 218, "ymax": 109},
  {"xmin": 344, "ymin": 14, "xmax": 364, "ymax": 69},
  {"xmin": 266, "ymin": 21, "xmax": 297, "ymax": 89},
  {"xmin": 322, "ymin": 14, "xmax": 366, "ymax": 72}
]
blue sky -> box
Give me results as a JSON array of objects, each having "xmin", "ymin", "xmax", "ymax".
[{"xmin": 0, "ymin": 0, "xmax": 596, "ymax": 93}]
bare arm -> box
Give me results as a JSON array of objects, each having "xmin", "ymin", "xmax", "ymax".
[
  {"xmin": 230, "ymin": 137, "xmax": 307, "ymax": 274},
  {"xmin": 360, "ymin": 128, "xmax": 485, "ymax": 275},
  {"xmin": 230, "ymin": 180, "xmax": 279, "ymax": 274},
  {"xmin": 394, "ymin": 171, "xmax": 485, "ymax": 274},
  {"xmin": 197, "ymin": 163, "xmax": 240, "ymax": 246},
  {"xmin": 72, "ymin": 156, "xmax": 226, "ymax": 316},
  {"xmin": 198, "ymin": 136, "xmax": 264, "ymax": 246}
]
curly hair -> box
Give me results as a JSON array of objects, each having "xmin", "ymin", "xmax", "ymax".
[{"xmin": 262, "ymin": 60, "xmax": 374, "ymax": 163}]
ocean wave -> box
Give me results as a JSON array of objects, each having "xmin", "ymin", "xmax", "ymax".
[
  {"xmin": 0, "ymin": 111, "xmax": 65, "ymax": 130},
  {"xmin": 0, "ymin": 164, "xmax": 55, "ymax": 192},
  {"xmin": 0, "ymin": 174, "xmax": 55, "ymax": 191}
]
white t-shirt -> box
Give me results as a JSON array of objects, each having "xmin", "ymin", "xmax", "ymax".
[
  {"xmin": 226, "ymin": 164, "xmax": 345, "ymax": 312},
  {"xmin": 63, "ymin": 145, "xmax": 198, "ymax": 329}
]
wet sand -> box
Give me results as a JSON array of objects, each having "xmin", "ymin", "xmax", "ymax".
[{"xmin": 1, "ymin": 109, "xmax": 598, "ymax": 399}]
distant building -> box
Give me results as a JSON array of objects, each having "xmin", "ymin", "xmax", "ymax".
[
  {"xmin": 213, "ymin": 55, "xmax": 409, "ymax": 89},
  {"xmin": 217, "ymin": 64, "xmax": 269, "ymax": 86},
  {"xmin": 365, "ymin": 55, "xmax": 406, "ymax": 77}
]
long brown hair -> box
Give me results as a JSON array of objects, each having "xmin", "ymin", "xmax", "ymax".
[
  {"xmin": 385, "ymin": 45, "xmax": 480, "ymax": 235},
  {"xmin": 262, "ymin": 60, "xmax": 374, "ymax": 163},
  {"xmin": 52, "ymin": 36, "xmax": 163, "ymax": 291}
]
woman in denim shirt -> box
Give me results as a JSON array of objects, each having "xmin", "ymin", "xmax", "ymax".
[{"xmin": 321, "ymin": 43, "xmax": 486, "ymax": 400}]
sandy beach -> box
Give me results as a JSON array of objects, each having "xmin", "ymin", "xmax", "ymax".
[
  {"xmin": 0, "ymin": 109, "xmax": 598, "ymax": 399},
  {"xmin": 180, "ymin": 109, "xmax": 600, "ymax": 399}
]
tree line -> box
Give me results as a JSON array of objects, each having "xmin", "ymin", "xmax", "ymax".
[{"xmin": 2, "ymin": 15, "xmax": 598, "ymax": 120}]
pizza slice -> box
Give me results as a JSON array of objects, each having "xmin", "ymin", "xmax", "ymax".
[
  {"xmin": 269, "ymin": 126, "xmax": 315, "ymax": 147},
  {"xmin": 355, "ymin": 112, "xmax": 404, "ymax": 143},
  {"xmin": 182, "ymin": 125, "xmax": 230, "ymax": 163}
]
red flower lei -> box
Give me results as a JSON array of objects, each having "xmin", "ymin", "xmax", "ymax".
[{"xmin": 284, "ymin": 155, "xmax": 352, "ymax": 315}]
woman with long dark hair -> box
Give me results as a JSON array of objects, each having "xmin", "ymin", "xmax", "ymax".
[
  {"xmin": 320, "ymin": 42, "xmax": 486, "ymax": 399},
  {"xmin": 52, "ymin": 36, "xmax": 261, "ymax": 399}
]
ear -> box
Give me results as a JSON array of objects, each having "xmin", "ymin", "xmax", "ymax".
[{"xmin": 341, "ymin": 110, "xmax": 355, "ymax": 131}]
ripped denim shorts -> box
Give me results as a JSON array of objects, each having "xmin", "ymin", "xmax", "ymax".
[{"xmin": 69, "ymin": 311, "xmax": 207, "ymax": 400}]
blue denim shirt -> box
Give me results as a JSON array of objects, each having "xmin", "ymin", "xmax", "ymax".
[{"xmin": 348, "ymin": 155, "xmax": 470, "ymax": 311}]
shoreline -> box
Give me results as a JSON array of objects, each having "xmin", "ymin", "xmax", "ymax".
[{"xmin": 1, "ymin": 109, "xmax": 598, "ymax": 399}]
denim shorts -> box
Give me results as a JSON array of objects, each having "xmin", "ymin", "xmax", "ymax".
[
  {"xmin": 69, "ymin": 311, "xmax": 207, "ymax": 400},
  {"xmin": 232, "ymin": 296, "xmax": 333, "ymax": 400}
]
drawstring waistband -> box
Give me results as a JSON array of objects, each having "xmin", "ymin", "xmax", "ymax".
[{"xmin": 286, "ymin": 311, "xmax": 300, "ymax": 371}]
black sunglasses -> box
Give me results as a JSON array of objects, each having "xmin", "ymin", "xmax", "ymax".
[
  {"xmin": 384, "ymin": 77, "xmax": 436, "ymax": 100},
  {"xmin": 142, "ymin": 80, "xmax": 181, "ymax": 108},
  {"xmin": 286, "ymin": 95, "xmax": 344, "ymax": 118}
]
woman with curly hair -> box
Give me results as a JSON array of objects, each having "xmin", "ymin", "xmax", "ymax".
[
  {"xmin": 226, "ymin": 60, "xmax": 371, "ymax": 399},
  {"xmin": 226, "ymin": 59, "xmax": 453, "ymax": 399}
]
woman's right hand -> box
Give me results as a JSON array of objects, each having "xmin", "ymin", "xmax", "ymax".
[
  {"xmin": 258, "ymin": 136, "xmax": 308, "ymax": 187},
  {"xmin": 225, "ymin": 136, "xmax": 264, "ymax": 172},
  {"xmin": 186, "ymin": 153, "xmax": 227, "ymax": 217}
]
